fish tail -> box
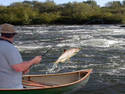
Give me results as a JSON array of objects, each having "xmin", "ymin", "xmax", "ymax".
[
  {"xmin": 54, "ymin": 62, "xmax": 58, "ymax": 64},
  {"xmin": 54, "ymin": 61, "xmax": 59, "ymax": 64}
]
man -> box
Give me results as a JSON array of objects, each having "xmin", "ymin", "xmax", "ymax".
[{"xmin": 0, "ymin": 23, "xmax": 42, "ymax": 89}]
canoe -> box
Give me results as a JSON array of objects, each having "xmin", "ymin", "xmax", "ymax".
[{"xmin": 0, "ymin": 69, "xmax": 92, "ymax": 94}]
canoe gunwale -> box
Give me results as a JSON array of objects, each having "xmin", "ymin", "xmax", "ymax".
[{"xmin": 0, "ymin": 69, "xmax": 92, "ymax": 91}]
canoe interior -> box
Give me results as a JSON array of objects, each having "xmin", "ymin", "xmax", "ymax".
[
  {"xmin": 0, "ymin": 69, "xmax": 92, "ymax": 94},
  {"xmin": 23, "ymin": 70, "xmax": 89, "ymax": 88}
]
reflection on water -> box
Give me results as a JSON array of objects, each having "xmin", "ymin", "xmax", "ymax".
[{"xmin": 15, "ymin": 25, "xmax": 125, "ymax": 94}]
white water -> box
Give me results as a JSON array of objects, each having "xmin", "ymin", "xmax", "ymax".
[{"xmin": 15, "ymin": 25, "xmax": 125, "ymax": 77}]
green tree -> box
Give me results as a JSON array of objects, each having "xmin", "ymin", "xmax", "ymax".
[
  {"xmin": 33, "ymin": 1, "xmax": 58, "ymax": 13},
  {"xmin": 83, "ymin": 0, "xmax": 98, "ymax": 7},
  {"xmin": 106, "ymin": 1, "xmax": 122, "ymax": 8}
]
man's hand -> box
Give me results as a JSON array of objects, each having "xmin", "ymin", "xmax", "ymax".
[{"xmin": 31, "ymin": 56, "xmax": 42, "ymax": 64}]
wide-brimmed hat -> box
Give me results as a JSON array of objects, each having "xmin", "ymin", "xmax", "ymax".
[{"xmin": 0, "ymin": 23, "xmax": 17, "ymax": 34}]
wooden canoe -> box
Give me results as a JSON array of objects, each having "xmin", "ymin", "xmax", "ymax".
[{"xmin": 0, "ymin": 69, "xmax": 92, "ymax": 94}]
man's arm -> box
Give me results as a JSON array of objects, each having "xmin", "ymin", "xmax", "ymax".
[
  {"xmin": 11, "ymin": 56, "xmax": 42, "ymax": 72},
  {"xmin": 23, "ymin": 69, "xmax": 30, "ymax": 74}
]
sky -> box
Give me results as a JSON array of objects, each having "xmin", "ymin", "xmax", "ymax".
[{"xmin": 0, "ymin": 0, "xmax": 124, "ymax": 7}]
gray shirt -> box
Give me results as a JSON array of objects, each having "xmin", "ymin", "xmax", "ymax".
[{"xmin": 0, "ymin": 40, "xmax": 23, "ymax": 89}]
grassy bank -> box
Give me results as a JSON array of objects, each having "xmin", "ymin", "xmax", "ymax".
[{"xmin": 0, "ymin": 0, "xmax": 125, "ymax": 25}]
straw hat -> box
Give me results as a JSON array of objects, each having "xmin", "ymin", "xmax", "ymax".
[{"xmin": 0, "ymin": 23, "xmax": 16, "ymax": 34}]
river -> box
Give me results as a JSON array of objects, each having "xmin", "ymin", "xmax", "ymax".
[{"xmin": 15, "ymin": 25, "xmax": 125, "ymax": 94}]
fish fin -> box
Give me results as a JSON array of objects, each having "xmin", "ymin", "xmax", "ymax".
[{"xmin": 67, "ymin": 59, "xmax": 72, "ymax": 63}]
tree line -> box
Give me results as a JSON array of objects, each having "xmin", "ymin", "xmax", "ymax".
[{"xmin": 0, "ymin": 0, "xmax": 125, "ymax": 25}]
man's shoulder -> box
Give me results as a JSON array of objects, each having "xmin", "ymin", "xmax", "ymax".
[{"xmin": 0, "ymin": 41, "xmax": 17, "ymax": 51}]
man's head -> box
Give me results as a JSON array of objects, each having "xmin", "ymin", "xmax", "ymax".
[{"xmin": 0, "ymin": 23, "xmax": 17, "ymax": 38}]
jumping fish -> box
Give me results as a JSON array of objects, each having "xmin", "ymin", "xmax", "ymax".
[{"xmin": 54, "ymin": 48, "xmax": 80, "ymax": 64}]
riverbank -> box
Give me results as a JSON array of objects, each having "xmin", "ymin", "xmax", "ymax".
[{"xmin": 1, "ymin": 1, "xmax": 125, "ymax": 25}]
